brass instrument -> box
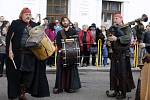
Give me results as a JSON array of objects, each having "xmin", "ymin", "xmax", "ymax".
[
  {"xmin": 107, "ymin": 14, "xmax": 148, "ymax": 64},
  {"xmin": 124, "ymin": 14, "xmax": 148, "ymax": 68},
  {"xmin": 120, "ymin": 14, "xmax": 148, "ymax": 29}
]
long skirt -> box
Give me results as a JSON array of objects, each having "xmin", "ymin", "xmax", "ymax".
[
  {"xmin": 54, "ymin": 52, "xmax": 81, "ymax": 90},
  {"xmin": 140, "ymin": 62, "xmax": 150, "ymax": 100},
  {"xmin": 110, "ymin": 50, "xmax": 135, "ymax": 93},
  {"xmin": 6, "ymin": 53, "xmax": 50, "ymax": 99}
]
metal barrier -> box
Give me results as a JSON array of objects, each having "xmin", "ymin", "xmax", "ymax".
[
  {"xmin": 134, "ymin": 42, "xmax": 139, "ymax": 68},
  {"xmin": 53, "ymin": 40, "xmax": 142, "ymax": 69},
  {"xmin": 53, "ymin": 40, "xmax": 103, "ymax": 68},
  {"xmin": 96, "ymin": 39, "xmax": 102, "ymax": 69}
]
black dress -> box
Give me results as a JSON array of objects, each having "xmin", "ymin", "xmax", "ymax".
[
  {"xmin": 6, "ymin": 19, "xmax": 50, "ymax": 99},
  {"xmin": 54, "ymin": 28, "xmax": 81, "ymax": 93},
  {"xmin": 108, "ymin": 26, "xmax": 135, "ymax": 95}
]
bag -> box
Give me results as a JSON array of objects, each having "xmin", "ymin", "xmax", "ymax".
[{"xmin": 90, "ymin": 46, "xmax": 98, "ymax": 54}]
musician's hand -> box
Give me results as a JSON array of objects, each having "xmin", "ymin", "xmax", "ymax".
[
  {"xmin": 108, "ymin": 35, "xmax": 117, "ymax": 42},
  {"xmin": 9, "ymin": 50, "xmax": 14, "ymax": 60},
  {"xmin": 139, "ymin": 43, "xmax": 146, "ymax": 48}
]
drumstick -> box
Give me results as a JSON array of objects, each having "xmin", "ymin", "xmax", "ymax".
[{"xmin": 11, "ymin": 59, "xmax": 17, "ymax": 69}]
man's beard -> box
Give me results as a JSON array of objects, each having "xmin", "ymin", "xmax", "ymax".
[{"xmin": 62, "ymin": 23, "xmax": 69, "ymax": 28}]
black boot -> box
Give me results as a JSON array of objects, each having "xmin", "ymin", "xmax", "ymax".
[
  {"xmin": 19, "ymin": 85, "xmax": 27, "ymax": 100},
  {"xmin": 0, "ymin": 74, "xmax": 3, "ymax": 77},
  {"xmin": 116, "ymin": 91, "xmax": 126, "ymax": 100},
  {"xmin": 106, "ymin": 90, "xmax": 119, "ymax": 97},
  {"xmin": 9, "ymin": 98, "xmax": 18, "ymax": 100},
  {"xmin": 65, "ymin": 89, "xmax": 76, "ymax": 93},
  {"xmin": 53, "ymin": 88, "xmax": 63, "ymax": 94}
]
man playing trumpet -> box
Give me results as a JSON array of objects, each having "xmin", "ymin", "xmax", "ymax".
[{"xmin": 106, "ymin": 13, "xmax": 135, "ymax": 99}]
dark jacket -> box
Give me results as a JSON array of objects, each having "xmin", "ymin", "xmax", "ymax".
[
  {"xmin": 6, "ymin": 19, "xmax": 50, "ymax": 99},
  {"xmin": 143, "ymin": 31, "xmax": 150, "ymax": 53}
]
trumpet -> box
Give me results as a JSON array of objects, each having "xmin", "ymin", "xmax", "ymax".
[
  {"xmin": 131, "ymin": 14, "xmax": 148, "ymax": 68},
  {"xmin": 121, "ymin": 14, "xmax": 148, "ymax": 29},
  {"xmin": 107, "ymin": 14, "xmax": 148, "ymax": 60}
]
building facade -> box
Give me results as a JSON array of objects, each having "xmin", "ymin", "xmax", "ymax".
[{"xmin": 0, "ymin": 0, "xmax": 149, "ymax": 28}]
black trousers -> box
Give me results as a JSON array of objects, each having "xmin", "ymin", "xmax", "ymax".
[
  {"xmin": 0, "ymin": 53, "xmax": 6, "ymax": 74},
  {"xmin": 81, "ymin": 50, "xmax": 90, "ymax": 65}
]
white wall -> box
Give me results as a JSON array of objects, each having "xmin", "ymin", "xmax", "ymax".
[
  {"xmin": 69, "ymin": 0, "xmax": 102, "ymax": 28},
  {"xmin": 123, "ymin": 0, "xmax": 150, "ymax": 26},
  {"xmin": 1, "ymin": 0, "xmax": 149, "ymax": 27},
  {"xmin": 0, "ymin": 0, "xmax": 47, "ymax": 23},
  {"xmin": 0, "ymin": 0, "xmax": 23, "ymax": 22},
  {"xmin": 23, "ymin": 0, "xmax": 47, "ymax": 22}
]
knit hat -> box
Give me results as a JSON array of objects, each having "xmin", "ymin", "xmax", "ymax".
[
  {"xmin": 43, "ymin": 17, "xmax": 49, "ymax": 20},
  {"xmin": 114, "ymin": 13, "xmax": 122, "ymax": 19},
  {"xmin": 91, "ymin": 23, "xmax": 96, "ymax": 27},
  {"xmin": 19, "ymin": 7, "xmax": 31, "ymax": 19}
]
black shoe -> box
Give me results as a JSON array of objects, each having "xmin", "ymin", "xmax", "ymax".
[
  {"xmin": 81, "ymin": 64, "xmax": 84, "ymax": 67},
  {"xmin": 106, "ymin": 90, "xmax": 118, "ymax": 97},
  {"xmin": 53, "ymin": 88, "xmax": 63, "ymax": 94},
  {"xmin": 92, "ymin": 64, "xmax": 96, "ymax": 66},
  {"xmin": 19, "ymin": 95, "xmax": 28, "ymax": 100},
  {"xmin": 65, "ymin": 89, "xmax": 76, "ymax": 93},
  {"xmin": 9, "ymin": 98, "xmax": 18, "ymax": 100},
  {"xmin": 82, "ymin": 63, "xmax": 87, "ymax": 67},
  {"xmin": 0, "ymin": 74, "xmax": 3, "ymax": 77},
  {"xmin": 116, "ymin": 93, "xmax": 126, "ymax": 100}
]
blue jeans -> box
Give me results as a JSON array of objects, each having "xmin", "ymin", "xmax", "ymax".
[
  {"xmin": 102, "ymin": 47, "xmax": 108, "ymax": 66},
  {"xmin": 129, "ymin": 47, "xmax": 134, "ymax": 67}
]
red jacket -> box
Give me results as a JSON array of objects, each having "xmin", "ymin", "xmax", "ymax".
[{"xmin": 79, "ymin": 30, "xmax": 94, "ymax": 49}]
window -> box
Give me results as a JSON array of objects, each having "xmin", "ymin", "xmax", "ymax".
[
  {"xmin": 102, "ymin": 1, "xmax": 121, "ymax": 13},
  {"xmin": 102, "ymin": 1, "xmax": 122, "ymax": 25},
  {"xmin": 47, "ymin": 0, "xmax": 68, "ymax": 22}
]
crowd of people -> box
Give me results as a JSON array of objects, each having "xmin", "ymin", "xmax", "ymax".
[
  {"xmin": 41, "ymin": 16, "xmax": 110, "ymax": 68},
  {"xmin": 0, "ymin": 7, "xmax": 150, "ymax": 100}
]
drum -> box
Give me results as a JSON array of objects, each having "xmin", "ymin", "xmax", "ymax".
[
  {"xmin": 26, "ymin": 26, "xmax": 56, "ymax": 60},
  {"xmin": 61, "ymin": 38, "xmax": 80, "ymax": 67}
]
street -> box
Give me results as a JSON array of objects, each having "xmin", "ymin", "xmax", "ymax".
[{"xmin": 0, "ymin": 69, "xmax": 140, "ymax": 100}]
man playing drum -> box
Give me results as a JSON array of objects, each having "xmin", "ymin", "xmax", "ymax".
[
  {"xmin": 6, "ymin": 7, "xmax": 50, "ymax": 100},
  {"xmin": 53, "ymin": 16, "xmax": 81, "ymax": 94}
]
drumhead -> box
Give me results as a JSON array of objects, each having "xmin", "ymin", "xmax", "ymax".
[{"xmin": 29, "ymin": 25, "xmax": 45, "ymax": 36}]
